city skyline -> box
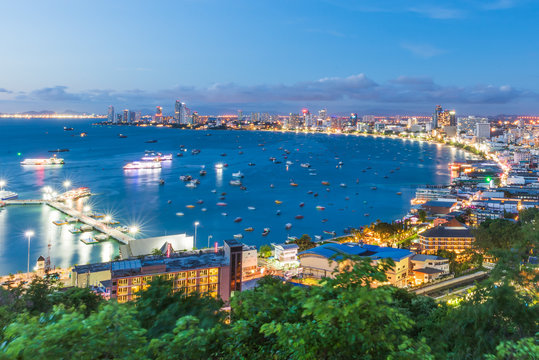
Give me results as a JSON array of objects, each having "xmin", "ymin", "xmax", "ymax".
[{"xmin": 1, "ymin": 0, "xmax": 539, "ymax": 115}]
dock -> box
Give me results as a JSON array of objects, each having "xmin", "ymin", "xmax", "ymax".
[{"xmin": 3, "ymin": 200, "xmax": 134, "ymax": 244}]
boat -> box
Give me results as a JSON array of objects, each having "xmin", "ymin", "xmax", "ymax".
[
  {"xmin": 216, "ymin": 202, "xmax": 227, "ymax": 206},
  {"xmin": 95, "ymin": 234, "xmax": 109, "ymax": 242},
  {"xmin": 287, "ymin": 236, "xmax": 297, "ymax": 241},
  {"xmin": 53, "ymin": 220, "xmax": 68, "ymax": 226},
  {"xmin": 176, "ymin": 212, "xmax": 184, "ymax": 216},
  {"xmin": 323, "ymin": 230, "xmax": 336, "ymax": 236},
  {"xmin": 145, "ymin": 140, "xmax": 158, "ymax": 143},
  {"xmin": 321, "ymin": 181, "xmax": 330, "ymax": 186},
  {"xmin": 234, "ymin": 217, "xmax": 242, "ymax": 223},
  {"xmin": 80, "ymin": 224, "xmax": 93, "ymax": 232},
  {"xmin": 234, "ymin": 234, "xmax": 243, "ymax": 240},
  {"xmin": 186, "ymin": 205, "xmax": 195, "ymax": 208},
  {"xmin": 48, "ymin": 148, "xmax": 69, "ymax": 153},
  {"xmin": 276, "ymin": 210, "xmax": 281, "ymax": 216},
  {"xmin": 314, "ymin": 235, "xmax": 322, "ymax": 241},
  {"xmin": 186, "ymin": 181, "xmax": 198, "ymax": 188},
  {"xmin": 248, "ymin": 163, "xmax": 256, "ymax": 166},
  {"xmin": 159, "ymin": 179, "xmax": 165, "ymax": 185},
  {"xmin": 295, "ymin": 215, "xmax": 304, "ymax": 220},
  {"xmin": 221, "ymin": 153, "xmax": 227, "ymax": 157},
  {"xmin": 371, "ymin": 187, "xmax": 377, "ymax": 190},
  {"xmin": 337, "ymin": 161, "xmax": 344, "ymax": 166},
  {"xmin": 275, "ymin": 200, "xmax": 282, "ymax": 205},
  {"xmin": 123, "ymin": 161, "xmax": 161, "ymax": 170},
  {"xmin": 300, "ymin": 163, "xmax": 311, "ymax": 168},
  {"xmin": 262, "ymin": 228, "xmax": 270, "ymax": 236},
  {"xmin": 396, "ymin": 192, "xmax": 402, "ymax": 195},
  {"xmin": 321, "ymin": 219, "xmax": 328, "ymax": 223},
  {"xmin": 80, "ymin": 235, "xmax": 99, "ymax": 245},
  {"xmin": 21, "ymin": 155, "xmax": 64, "ymax": 166},
  {"xmin": 340, "ymin": 183, "xmax": 347, "ymax": 188},
  {"xmin": 299, "ymin": 202, "xmax": 305, "ymax": 207},
  {"xmin": 214, "ymin": 163, "xmax": 224, "ymax": 169},
  {"xmin": 221, "ymin": 212, "xmax": 228, "ymax": 216},
  {"xmin": 270, "ymin": 184, "xmax": 275, "ymax": 188},
  {"xmin": 316, "ymin": 206, "xmax": 325, "ymax": 210},
  {"xmin": 141, "ymin": 153, "xmax": 173, "ymax": 161},
  {"xmin": 364, "ymin": 213, "xmax": 370, "ymax": 217},
  {"xmin": 191, "ymin": 149, "xmax": 201, "ymax": 155},
  {"xmin": 285, "ymin": 223, "xmax": 292, "ymax": 230},
  {"xmin": 80, "ymin": 132, "xmax": 87, "ymax": 137},
  {"xmin": 244, "ymin": 227, "xmax": 254, "ymax": 232},
  {"xmin": 179, "ymin": 175, "xmax": 192, "ymax": 182},
  {"xmin": 201, "ymin": 208, "xmax": 207, "ymax": 212},
  {"xmin": 232, "ymin": 171, "xmax": 244, "ymax": 178},
  {"xmin": 196, "ymin": 200, "xmax": 204, "ymax": 204},
  {"xmin": 290, "ymin": 182, "xmax": 298, "ymax": 187},
  {"xmin": 229, "ymin": 179, "xmax": 242, "ymax": 186},
  {"xmin": 248, "ymin": 206, "xmax": 256, "ymax": 210},
  {"xmin": 286, "ymin": 161, "xmax": 293, "ymax": 165},
  {"xmin": 64, "ymin": 126, "xmax": 74, "ymax": 131},
  {"xmin": 177, "ymin": 153, "xmax": 184, "ymax": 157},
  {"xmin": 118, "ymin": 134, "xmax": 127, "ymax": 138},
  {"xmin": 0, "ymin": 190, "xmax": 18, "ymax": 201},
  {"xmin": 199, "ymin": 170, "xmax": 207, "ymax": 176},
  {"xmin": 69, "ymin": 226, "xmax": 82, "ymax": 234},
  {"xmin": 269, "ymin": 157, "xmax": 276, "ymax": 161}
]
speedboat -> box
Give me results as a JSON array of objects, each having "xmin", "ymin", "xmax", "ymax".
[
  {"xmin": 248, "ymin": 206, "xmax": 256, "ymax": 210},
  {"xmin": 316, "ymin": 206, "xmax": 325, "ymax": 210},
  {"xmin": 232, "ymin": 171, "xmax": 244, "ymax": 178},
  {"xmin": 0, "ymin": 190, "xmax": 18, "ymax": 201},
  {"xmin": 262, "ymin": 228, "xmax": 270, "ymax": 236},
  {"xmin": 234, "ymin": 217, "xmax": 242, "ymax": 223},
  {"xmin": 321, "ymin": 181, "xmax": 330, "ymax": 186},
  {"xmin": 141, "ymin": 152, "xmax": 173, "ymax": 161},
  {"xmin": 285, "ymin": 223, "xmax": 292, "ymax": 230},
  {"xmin": 244, "ymin": 227, "xmax": 254, "ymax": 232},
  {"xmin": 300, "ymin": 163, "xmax": 310, "ymax": 168},
  {"xmin": 179, "ymin": 175, "xmax": 192, "ymax": 181},
  {"xmin": 186, "ymin": 181, "xmax": 198, "ymax": 188},
  {"xmin": 229, "ymin": 179, "xmax": 242, "ymax": 186},
  {"xmin": 199, "ymin": 170, "xmax": 207, "ymax": 176},
  {"xmin": 295, "ymin": 215, "xmax": 304, "ymax": 220}
]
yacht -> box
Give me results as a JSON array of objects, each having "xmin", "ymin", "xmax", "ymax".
[
  {"xmin": 229, "ymin": 179, "xmax": 242, "ymax": 186},
  {"xmin": 141, "ymin": 152, "xmax": 173, "ymax": 161},
  {"xmin": 0, "ymin": 190, "xmax": 18, "ymax": 201},
  {"xmin": 123, "ymin": 161, "xmax": 161, "ymax": 170},
  {"xmin": 232, "ymin": 171, "xmax": 244, "ymax": 178},
  {"xmin": 21, "ymin": 155, "xmax": 64, "ymax": 166}
]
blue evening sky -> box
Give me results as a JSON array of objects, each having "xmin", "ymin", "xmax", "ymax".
[{"xmin": 0, "ymin": 0, "xmax": 538, "ymax": 115}]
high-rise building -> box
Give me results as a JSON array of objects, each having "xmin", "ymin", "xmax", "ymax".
[
  {"xmin": 123, "ymin": 109, "xmax": 129, "ymax": 123},
  {"xmin": 129, "ymin": 111, "xmax": 136, "ymax": 123},
  {"xmin": 107, "ymin": 106, "xmax": 115, "ymax": 123},
  {"xmin": 154, "ymin": 106, "xmax": 163, "ymax": 123},
  {"xmin": 432, "ymin": 105, "xmax": 443, "ymax": 129},
  {"xmin": 475, "ymin": 122, "xmax": 491, "ymax": 139},
  {"xmin": 237, "ymin": 110, "xmax": 243, "ymax": 122},
  {"xmin": 174, "ymin": 100, "xmax": 182, "ymax": 122}
]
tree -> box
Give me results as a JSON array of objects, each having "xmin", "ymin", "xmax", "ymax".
[
  {"xmin": 259, "ymin": 244, "xmax": 272, "ymax": 258},
  {"xmin": 151, "ymin": 248, "xmax": 163, "ymax": 256},
  {"xmin": 291, "ymin": 234, "xmax": 316, "ymax": 251},
  {"xmin": 418, "ymin": 209, "xmax": 427, "ymax": 223},
  {"xmin": 473, "ymin": 219, "xmax": 522, "ymax": 253}
]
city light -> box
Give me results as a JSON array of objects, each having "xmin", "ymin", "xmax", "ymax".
[
  {"xmin": 0, "ymin": 180, "xmax": 5, "ymax": 189},
  {"xmin": 128, "ymin": 226, "xmax": 139, "ymax": 235},
  {"xmin": 63, "ymin": 180, "xmax": 71, "ymax": 189}
]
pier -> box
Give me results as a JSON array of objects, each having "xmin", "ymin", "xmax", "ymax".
[{"xmin": 3, "ymin": 200, "xmax": 134, "ymax": 245}]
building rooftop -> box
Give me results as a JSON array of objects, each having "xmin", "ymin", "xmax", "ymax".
[
  {"xmin": 411, "ymin": 254, "xmax": 447, "ymax": 262},
  {"xmin": 119, "ymin": 233, "xmax": 193, "ymax": 258},
  {"xmin": 298, "ymin": 243, "xmax": 414, "ymax": 262},
  {"xmin": 413, "ymin": 267, "xmax": 445, "ymax": 275},
  {"xmin": 274, "ymin": 243, "xmax": 300, "ymax": 250},
  {"xmin": 419, "ymin": 221, "xmax": 474, "ymax": 239}
]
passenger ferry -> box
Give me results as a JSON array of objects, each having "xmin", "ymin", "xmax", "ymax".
[
  {"xmin": 21, "ymin": 155, "xmax": 64, "ymax": 166},
  {"xmin": 123, "ymin": 160, "xmax": 162, "ymax": 170},
  {"xmin": 141, "ymin": 152, "xmax": 173, "ymax": 161}
]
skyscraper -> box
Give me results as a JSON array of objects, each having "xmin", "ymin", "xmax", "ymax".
[
  {"xmin": 432, "ymin": 105, "xmax": 443, "ymax": 129},
  {"xmin": 107, "ymin": 106, "xmax": 115, "ymax": 123},
  {"xmin": 155, "ymin": 106, "xmax": 163, "ymax": 123},
  {"xmin": 123, "ymin": 109, "xmax": 129, "ymax": 123},
  {"xmin": 174, "ymin": 100, "xmax": 182, "ymax": 122}
]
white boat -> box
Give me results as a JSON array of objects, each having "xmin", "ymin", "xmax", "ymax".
[
  {"xmin": 141, "ymin": 152, "xmax": 173, "ymax": 161},
  {"xmin": 80, "ymin": 225, "xmax": 93, "ymax": 232},
  {"xmin": 0, "ymin": 190, "xmax": 18, "ymax": 201},
  {"xmin": 21, "ymin": 155, "xmax": 64, "ymax": 166},
  {"xmin": 248, "ymin": 206, "xmax": 256, "ymax": 210},
  {"xmin": 229, "ymin": 179, "xmax": 242, "ymax": 186},
  {"xmin": 95, "ymin": 234, "xmax": 109, "ymax": 242},
  {"xmin": 123, "ymin": 161, "xmax": 162, "ymax": 170},
  {"xmin": 186, "ymin": 181, "xmax": 198, "ymax": 188},
  {"xmin": 232, "ymin": 171, "xmax": 244, "ymax": 178},
  {"xmin": 300, "ymin": 163, "xmax": 311, "ymax": 168}
]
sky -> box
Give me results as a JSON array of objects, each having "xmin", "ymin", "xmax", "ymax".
[{"xmin": 0, "ymin": 0, "xmax": 538, "ymax": 115}]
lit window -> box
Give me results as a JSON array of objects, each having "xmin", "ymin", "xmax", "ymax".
[
  {"xmin": 209, "ymin": 268, "xmax": 219, "ymax": 276},
  {"xmin": 118, "ymin": 279, "xmax": 128, "ymax": 286},
  {"xmin": 132, "ymin": 277, "xmax": 142, "ymax": 285},
  {"xmin": 188, "ymin": 271, "xmax": 197, "ymax": 278}
]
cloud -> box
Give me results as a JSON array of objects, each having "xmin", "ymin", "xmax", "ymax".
[
  {"xmin": 409, "ymin": 6, "xmax": 466, "ymax": 19},
  {"xmin": 4, "ymin": 74, "xmax": 536, "ymax": 115},
  {"xmin": 401, "ymin": 42, "xmax": 446, "ymax": 58},
  {"xmin": 0, "ymin": 88, "xmax": 11, "ymax": 93}
]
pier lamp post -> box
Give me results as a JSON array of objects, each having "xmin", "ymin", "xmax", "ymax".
[
  {"xmin": 208, "ymin": 235, "xmax": 213, "ymax": 249},
  {"xmin": 0, "ymin": 180, "xmax": 5, "ymax": 190},
  {"xmin": 194, "ymin": 221, "xmax": 200, "ymax": 249},
  {"xmin": 63, "ymin": 180, "xmax": 71, "ymax": 192},
  {"xmin": 25, "ymin": 230, "xmax": 34, "ymax": 279},
  {"xmin": 129, "ymin": 226, "xmax": 139, "ymax": 237}
]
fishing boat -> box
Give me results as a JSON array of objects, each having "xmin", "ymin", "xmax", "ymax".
[
  {"xmin": 216, "ymin": 202, "xmax": 227, "ymax": 207},
  {"xmin": 396, "ymin": 192, "xmax": 402, "ymax": 195},
  {"xmin": 262, "ymin": 228, "xmax": 270, "ymax": 236},
  {"xmin": 290, "ymin": 182, "xmax": 298, "ymax": 187},
  {"xmin": 285, "ymin": 223, "xmax": 292, "ymax": 230},
  {"xmin": 234, "ymin": 217, "xmax": 242, "ymax": 223},
  {"xmin": 192, "ymin": 149, "xmax": 201, "ymax": 155},
  {"xmin": 248, "ymin": 162, "xmax": 256, "ymax": 166},
  {"xmin": 323, "ymin": 230, "xmax": 336, "ymax": 236},
  {"xmin": 316, "ymin": 206, "xmax": 325, "ymax": 210},
  {"xmin": 179, "ymin": 175, "xmax": 192, "ymax": 181},
  {"xmin": 234, "ymin": 234, "xmax": 243, "ymax": 240},
  {"xmin": 244, "ymin": 227, "xmax": 254, "ymax": 232},
  {"xmin": 145, "ymin": 140, "xmax": 158, "ymax": 143},
  {"xmin": 300, "ymin": 163, "xmax": 310, "ymax": 168},
  {"xmin": 299, "ymin": 202, "xmax": 305, "ymax": 207},
  {"xmin": 199, "ymin": 170, "xmax": 207, "ymax": 176},
  {"xmin": 229, "ymin": 179, "xmax": 242, "ymax": 186},
  {"xmin": 275, "ymin": 200, "xmax": 282, "ymax": 205},
  {"xmin": 186, "ymin": 205, "xmax": 195, "ymax": 208},
  {"xmin": 295, "ymin": 215, "xmax": 304, "ymax": 220},
  {"xmin": 321, "ymin": 181, "xmax": 330, "ymax": 186}
]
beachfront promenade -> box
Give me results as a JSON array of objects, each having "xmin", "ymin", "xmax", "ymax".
[{"xmin": 3, "ymin": 200, "xmax": 134, "ymax": 244}]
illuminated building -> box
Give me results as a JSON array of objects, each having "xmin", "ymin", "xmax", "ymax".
[
  {"xmin": 432, "ymin": 105, "xmax": 442, "ymax": 129},
  {"xmin": 418, "ymin": 218, "xmax": 475, "ymax": 254},
  {"xmin": 71, "ymin": 239, "xmax": 245, "ymax": 303},
  {"xmin": 174, "ymin": 100, "xmax": 182, "ymax": 122},
  {"xmin": 129, "ymin": 111, "xmax": 135, "ymax": 123},
  {"xmin": 107, "ymin": 106, "xmax": 115, "ymax": 123},
  {"xmin": 123, "ymin": 109, "xmax": 129, "ymax": 123},
  {"xmin": 476, "ymin": 122, "xmax": 491, "ymax": 139},
  {"xmin": 154, "ymin": 106, "xmax": 163, "ymax": 123}
]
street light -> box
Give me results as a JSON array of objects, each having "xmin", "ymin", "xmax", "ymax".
[
  {"xmin": 63, "ymin": 180, "xmax": 71, "ymax": 191},
  {"xmin": 25, "ymin": 230, "xmax": 34, "ymax": 279},
  {"xmin": 194, "ymin": 221, "xmax": 200, "ymax": 249},
  {"xmin": 208, "ymin": 235, "xmax": 213, "ymax": 249},
  {"xmin": 128, "ymin": 226, "xmax": 139, "ymax": 236},
  {"xmin": 0, "ymin": 180, "xmax": 5, "ymax": 190}
]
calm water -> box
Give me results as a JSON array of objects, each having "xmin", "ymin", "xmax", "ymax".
[{"xmin": 0, "ymin": 119, "xmax": 472, "ymax": 274}]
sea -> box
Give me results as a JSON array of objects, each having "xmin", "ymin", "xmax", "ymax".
[{"xmin": 0, "ymin": 119, "xmax": 474, "ymax": 274}]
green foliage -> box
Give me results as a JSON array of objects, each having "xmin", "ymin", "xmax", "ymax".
[
  {"xmin": 291, "ymin": 234, "xmax": 316, "ymax": 251},
  {"xmin": 485, "ymin": 335, "xmax": 539, "ymax": 360},
  {"xmin": 418, "ymin": 209, "xmax": 427, "ymax": 223},
  {"xmin": 259, "ymin": 244, "xmax": 272, "ymax": 258},
  {"xmin": 134, "ymin": 276, "xmax": 224, "ymax": 339}
]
